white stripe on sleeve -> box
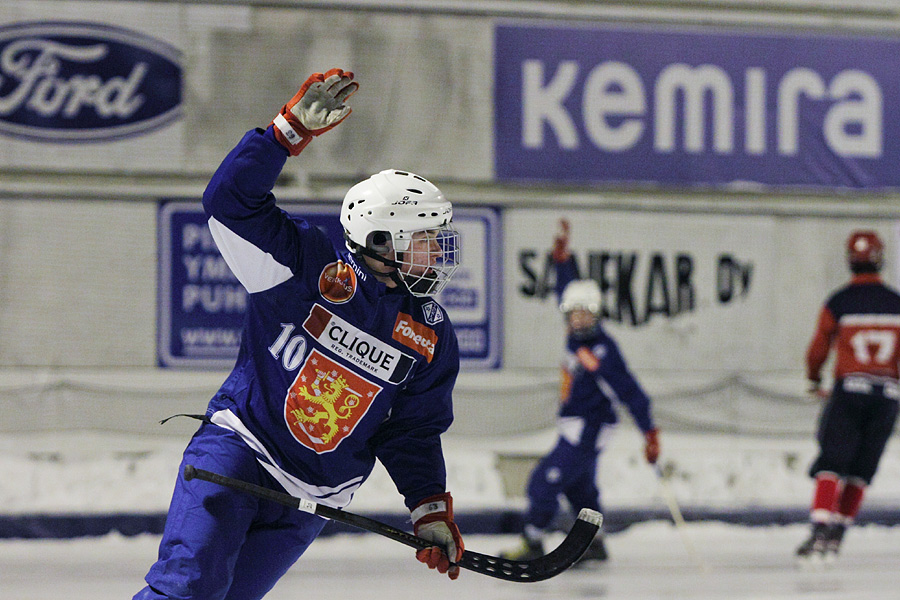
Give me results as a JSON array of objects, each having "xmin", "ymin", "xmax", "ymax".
[{"xmin": 208, "ymin": 216, "xmax": 293, "ymax": 293}]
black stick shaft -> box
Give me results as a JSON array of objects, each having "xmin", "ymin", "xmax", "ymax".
[
  {"xmin": 184, "ymin": 465, "xmax": 430, "ymax": 551},
  {"xmin": 183, "ymin": 464, "xmax": 600, "ymax": 582}
]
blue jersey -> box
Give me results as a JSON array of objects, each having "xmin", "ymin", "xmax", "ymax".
[
  {"xmin": 201, "ymin": 127, "xmax": 459, "ymax": 511},
  {"xmin": 555, "ymin": 258, "xmax": 654, "ymax": 448}
]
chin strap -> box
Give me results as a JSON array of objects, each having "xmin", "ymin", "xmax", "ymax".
[
  {"xmin": 347, "ymin": 237, "xmax": 401, "ymax": 269},
  {"xmin": 386, "ymin": 269, "xmax": 407, "ymax": 290},
  {"xmin": 346, "ymin": 236, "xmax": 441, "ymax": 296},
  {"xmin": 347, "ymin": 240, "xmax": 410, "ymax": 291}
]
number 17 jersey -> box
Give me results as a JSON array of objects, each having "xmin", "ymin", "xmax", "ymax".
[{"xmin": 806, "ymin": 273, "xmax": 900, "ymax": 382}]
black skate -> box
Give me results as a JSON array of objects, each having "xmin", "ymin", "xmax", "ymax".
[
  {"xmin": 573, "ymin": 535, "xmax": 608, "ymax": 567},
  {"xmin": 795, "ymin": 522, "xmax": 830, "ymax": 566},
  {"xmin": 824, "ymin": 523, "xmax": 846, "ymax": 558}
]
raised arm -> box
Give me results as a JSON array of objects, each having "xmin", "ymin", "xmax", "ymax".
[{"xmin": 201, "ymin": 69, "xmax": 358, "ymax": 293}]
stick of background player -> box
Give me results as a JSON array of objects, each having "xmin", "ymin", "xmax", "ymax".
[{"xmin": 652, "ymin": 463, "xmax": 710, "ymax": 572}]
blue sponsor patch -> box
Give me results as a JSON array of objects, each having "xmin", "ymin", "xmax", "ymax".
[{"xmin": 0, "ymin": 21, "xmax": 182, "ymax": 142}]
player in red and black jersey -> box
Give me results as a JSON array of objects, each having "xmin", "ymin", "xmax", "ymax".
[{"xmin": 797, "ymin": 230, "xmax": 900, "ymax": 562}]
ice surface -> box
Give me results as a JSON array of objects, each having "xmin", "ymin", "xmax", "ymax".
[
  {"xmin": 2, "ymin": 523, "xmax": 899, "ymax": 599},
  {"xmin": 2, "ymin": 428, "xmax": 899, "ymax": 599}
]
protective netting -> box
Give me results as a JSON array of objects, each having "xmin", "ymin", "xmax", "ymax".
[
  {"xmin": 0, "ymin": 375, "xmax": 216, "ymax": 437},
  {"xmin": 0, "ymin": 370, "xmax": 859, "ymax": 439},
  {"xmin": 451, "ymin": 371, "xmax": 828, "ymax": 438},
  {"xmin": 649, "ymin": 374, "xmax": 823, "ymax": 438}
]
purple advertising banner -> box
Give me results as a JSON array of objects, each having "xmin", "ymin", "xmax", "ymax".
[
  {"xmin": 494, "ymin": 23, "xmax": 900, "ymax": 189},
  {"xmin": 158, "ymin": 202, "xmax": 501, "ymax": 370}
]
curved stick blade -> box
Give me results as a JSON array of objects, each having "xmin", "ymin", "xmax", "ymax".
[{"xmin": 459, "ymin": 509, "xmax": 602, "ymax": 582}]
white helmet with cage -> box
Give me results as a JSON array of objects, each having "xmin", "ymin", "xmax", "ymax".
[
  {"xmin": 340, "ymin": 169, "xmax": 460, "ymax": 297},
  {"xmin": 560, "ymin": 279, "xmax": 602, "ymax": 339},
  {"xmin": 559, "ymin": 279, "xmax": 602, "ymax": 315}
]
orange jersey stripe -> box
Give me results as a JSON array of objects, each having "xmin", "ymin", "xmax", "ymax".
[{"xmin": 575, "ymin": 346, "xmax": 600, "ymax": 372}]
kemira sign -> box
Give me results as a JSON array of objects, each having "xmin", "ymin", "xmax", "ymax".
[{"xmin": 494, "ymin": 23, "xmax": 900, "ymax": 190}]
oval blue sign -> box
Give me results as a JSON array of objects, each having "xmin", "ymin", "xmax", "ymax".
[{"xmin": 0, "ymin": 21, "xmax": 182, "ymax": 142}]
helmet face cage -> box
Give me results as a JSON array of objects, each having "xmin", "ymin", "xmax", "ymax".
[
  {"xmin": 394, "ymin": 224, "xmax": 460, "ymax": 297},
  {"xmin": 340, "ymin": 169, "xmax": 460, "ymax": 297}
]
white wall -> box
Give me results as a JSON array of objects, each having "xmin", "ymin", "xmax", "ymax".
[
  {"xmin": 503, "ymin": 208, "xmax": 900, "ymax": 375},
  {"xmin": 3, "ymin": 1, "xmax": 900, "ymax": 437}
]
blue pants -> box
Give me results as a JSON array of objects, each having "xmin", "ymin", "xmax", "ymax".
[
  {"xmin": 134, "ymin": 423, "xmax": 327, "ymax": 600},
  {"xmin": 525, "ymin": 438, "xmax": 601, "ymax": 531}
]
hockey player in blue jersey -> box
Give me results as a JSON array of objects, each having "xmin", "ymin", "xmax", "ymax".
[
  {"xmin": 135, "ymin": 69, "xmax": 465, "ymax": 599},
  {"xmin": 502, "ymin": 219, "xmax": 660, "ymax": 564}
]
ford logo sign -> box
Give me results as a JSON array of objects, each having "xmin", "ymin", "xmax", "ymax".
[{"xmin": 0, "ymin": 21, "xmax": 182, "ymax": 142}]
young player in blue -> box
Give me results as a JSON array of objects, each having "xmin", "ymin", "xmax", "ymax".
[
  {"xmin": 502, "ymin": 219, "xmax": 660, "ymax": 564},
  {"xmin": 135, "ymin": 69, "xmax": 465, "ymax": 600}
]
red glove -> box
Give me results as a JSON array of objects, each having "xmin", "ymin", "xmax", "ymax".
[
  {"xmin": 411, "ymin": 492, "xmax": 465, "ymax": 580},
  {"xmin": 271, "ymin": 68, "xmax": 359, "ymax": 155},
  {"xmin": 644, "ymin": 428, "xmax": 660, "ymax": 464},
  {"xmin": 552, "ymin": 218, "xmax": 570, "ymax": 263}
]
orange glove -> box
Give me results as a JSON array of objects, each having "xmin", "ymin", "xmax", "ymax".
[
  {"xmin": 271, "ymin": 68, "xmax": 359, "ymax": 155},
  {"xmin": 644, "ymin": 428, "xmax": 660, "ymax": 464},
  {"xmin": 411, "ymin": 492, "xmax": 465, "ymax": 580},
  {"xmin": 552, "ymin": 218, "xmax": 570, "ymax": 263}
]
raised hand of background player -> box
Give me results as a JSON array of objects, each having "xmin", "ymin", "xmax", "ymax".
[
  {"xmin": 552, "ymin": 218, "xmax": 571, "ymax": 263},
  {"xmin": 644, "ymin": 428, "xmax": 660, "ymax": 464},
  {"xmin": 271, "ymin": 68, "xmax": 359, "ymax": 155},
  {"xmin": 412, "ymin": 492, "xmax": 465, "ymax": 580}
]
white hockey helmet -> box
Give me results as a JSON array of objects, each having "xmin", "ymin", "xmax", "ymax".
[
  {"xmin": 560, "ymin": 279, "xmax": 602, "ymax": 339},
  {"xmin": 340, "ymin": 169, "xmax": 460, "ymax": 297},
  {"xmin": 559, "ymin": 279, "xmax": 602, "ymax": 315}
]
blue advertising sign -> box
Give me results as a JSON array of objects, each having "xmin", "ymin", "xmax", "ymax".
[
  {"xmin": 494, "ymin": 23, "xmax": 900, "ymax": 189},
  {"xmin": 438, "ymin": 207, "xmax": 502, "ymax": 368},
  {"xmin": 0, "ymin": 21, "xmax": 182, "ymax": 142},
  {"xmin": 158, "ymin": 202, "xmax": 501, "ymax": 369}
]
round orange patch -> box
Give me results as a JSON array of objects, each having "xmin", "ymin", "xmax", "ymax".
[{"xmin": 318, "ymin": 260, "xmax": 357, "ymax": 304}]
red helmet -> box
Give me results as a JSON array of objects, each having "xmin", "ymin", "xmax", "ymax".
[{"xmin": 846, "ymin": 230, "xmax": 883, "ymax": 270}]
